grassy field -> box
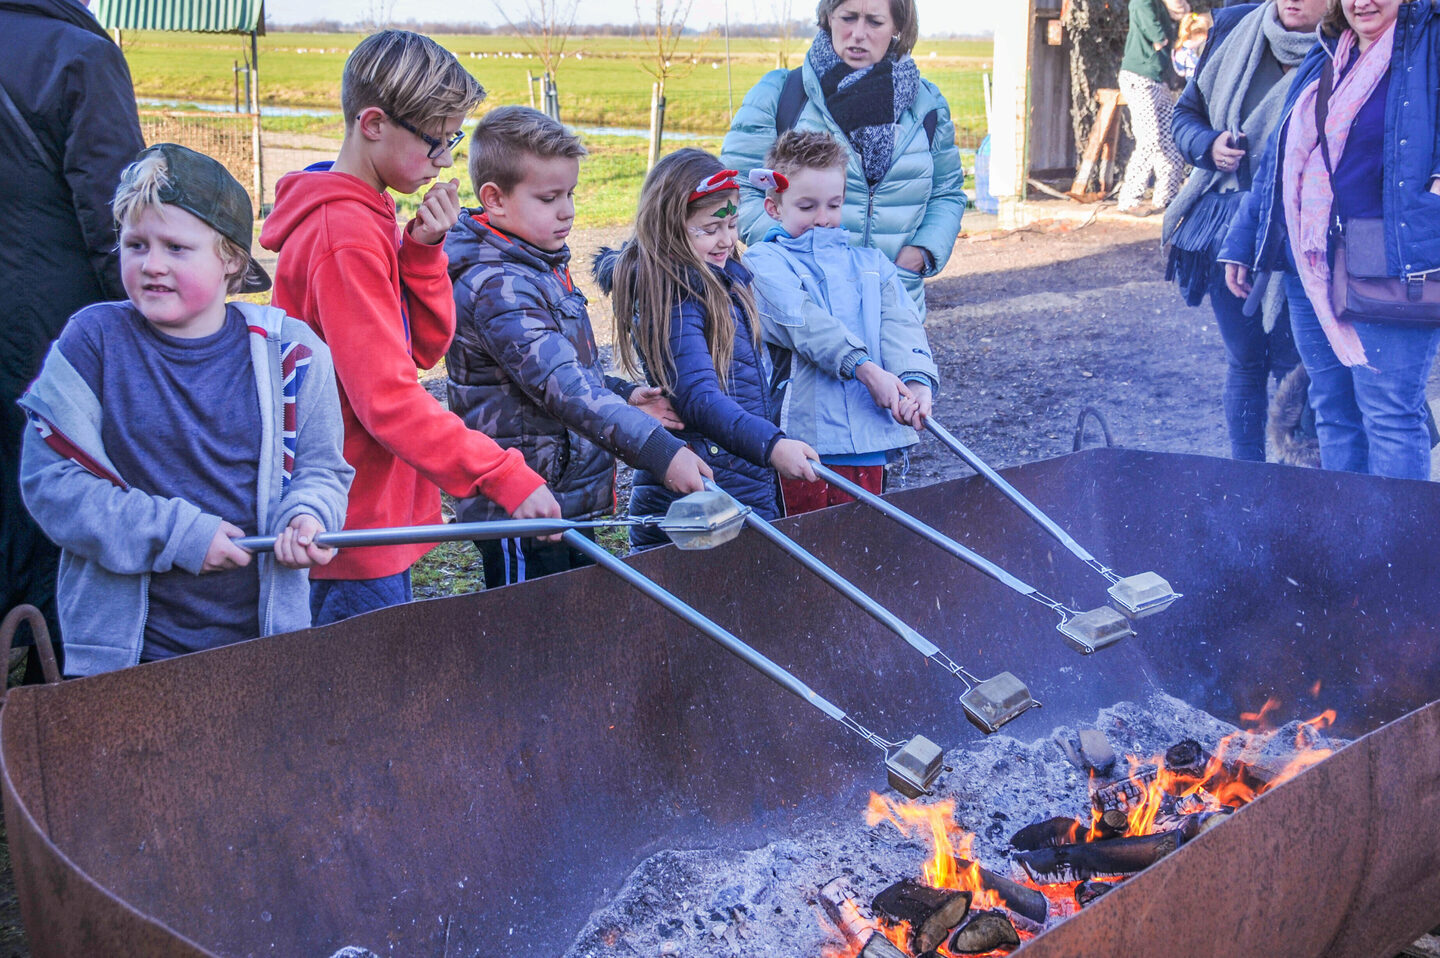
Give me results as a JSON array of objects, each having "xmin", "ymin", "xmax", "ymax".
[{"xmin": 121, "ymin": 31, "xmax": 993, "ymax": 139}]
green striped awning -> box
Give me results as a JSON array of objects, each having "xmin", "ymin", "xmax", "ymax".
[{"xmin": 92, "ymin": 0, "xmax": 264, "ymax": 34}]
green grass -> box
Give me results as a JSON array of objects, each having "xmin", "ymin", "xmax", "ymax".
[
  {"xmin": 390, "ymin": 132, "xmax": 722, "ymax": 228},
  {"xmin": 120, "ymin": 31, "xmax": 991, "ymax": 139}
]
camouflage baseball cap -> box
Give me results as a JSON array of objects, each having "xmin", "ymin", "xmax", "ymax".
[{"xmin": 129, "ymin": 142, "xmax": 271, "ymax": 293}]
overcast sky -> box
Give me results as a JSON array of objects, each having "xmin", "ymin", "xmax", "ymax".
[{"xmin": 269, "ymin": 0, "xmax": 998, "ymax": 37}]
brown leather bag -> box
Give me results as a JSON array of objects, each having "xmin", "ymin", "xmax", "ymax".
[{"xmin": 1316, "ymin": 61, "xmax": 1440, "ymax": 325}]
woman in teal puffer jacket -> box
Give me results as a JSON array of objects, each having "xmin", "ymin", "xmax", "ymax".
[{"xmin": 720, "ymin": 0, "xmax": 965, "ymax": 318}]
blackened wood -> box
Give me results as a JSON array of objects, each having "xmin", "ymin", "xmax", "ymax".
[
  {"xmin": 1009, "ymin": 816, "xmax": 1082, "ymax": 851},
  {"xmin": 872, "ymin": 879, "xmax": 971, "ymax": 954},
  {"xmin": 1074, "ymin": 879, "xmax": 1115, "ymax": 907},
  {"xmin": 1164, "ymin": 739, "xmax": 1210, "ymax": 780},
  {"xmin": 951, "ymin": 858, "xmax": 1049, "ymax": 926},
  {"xmin": 1078, "ymin": 729, "xmax": 1116, "ymax": 774},
  {"xmin": 1015, "ymin": 830, "xmax": 1183, "ymax": 882},
  {"xmin": 1097, "ymin": 809, "xmax": 1129, "ymax": 838},
  {"xmin": 947, "ymin": 909, "xmax": 1021, "ymax": 954}
]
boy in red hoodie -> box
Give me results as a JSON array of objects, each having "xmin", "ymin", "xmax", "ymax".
[{"xmin": 260, "ymin": 30, "xmax": 560, "ymax": 624}]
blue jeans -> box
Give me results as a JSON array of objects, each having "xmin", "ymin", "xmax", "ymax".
[
  {"xmin": 1285, "ymin": 272, "xmax": 1440, "ymax": 479},
  {"xmin": 309, "ymin": 569, "xmax": 413, "ymax": 627},
  {"xmin": 1210, "ymin": 266, "xmax": 1299, "ymax": 461}
]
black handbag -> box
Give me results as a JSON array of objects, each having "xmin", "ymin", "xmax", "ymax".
[{"xmin": 1315, "ymin": 60, "xmax": 1440, "ymax": 324}]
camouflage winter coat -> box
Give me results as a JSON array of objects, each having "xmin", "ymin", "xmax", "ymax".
[{"xmin": 445, "ymin": 213, "xmax": 684, "ymax": 524}]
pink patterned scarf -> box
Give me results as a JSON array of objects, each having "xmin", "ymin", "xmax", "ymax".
[{"xmin": 1281, "ymin": 23, "xmax": 1396, "ymax": 368}]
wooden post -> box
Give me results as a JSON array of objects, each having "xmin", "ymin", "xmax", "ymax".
[
  {"xmin": 527, "ymin": 70, "xmax": 537, "ymax": 109},
  {"xmin": 990, "ymin": 0, "xmax": 1037, "ymax": 228},
  {"xmin": 647, "ymin": 82, "xmax": 666, "ymax": 170},
  {"xmin": 250, "ymin": 29, "xmax": 264, "ymax": 216}
]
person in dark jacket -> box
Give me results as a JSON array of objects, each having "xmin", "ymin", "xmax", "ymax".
[
  {"xmin": 0, "ymin": 0, "xmax": 144, "ymax": 671},
  {"xmin": 446, "ymin": 107, "xmax": 711, "ymax": 585},
  {"xmin": 1220, "ymin": 0, "xmax": 1440, "ymax": 480},
  {"xmin": 596, "ymin": 149, "xmax": 819, "ymax": 549},
  {"xmin": 1164, "ymin": 0, "xmax": 1323, "ymax": 461},
  {"xmin": 1117, "ymin": 0, "xmax": 1191, "ymax": 215}
]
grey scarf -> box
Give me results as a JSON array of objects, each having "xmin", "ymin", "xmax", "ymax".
[{"xmin": 1162, "ymin": 2, "xmax": 1318, "ymax": 244}]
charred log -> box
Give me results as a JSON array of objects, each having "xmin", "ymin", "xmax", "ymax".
[
  {"xmin": 1074, "ymin": 879, "xmax": 1115, "ymax": 907},
  {"xmin": 947, "ymin": 909, "xmax": 1021, "ymax": 954},
  {"xmin": 951, "ymin": 858, "xmax": 1049, "ymax": 927},
  {"xmin": 1164, "ymin": 739, "xmax": 1211, "ymax": 780},
  {"xmin": 1016, "ymin": 830, "xmax": 1183, "ymax": 883},
  {"xmin": 1096, "ymin": 809, "xmax": 1129, "ymax": 839},
  {"xmin": 1009, "ymin": 817, "xmax": 1082, "ymax": 851},
  {"xmin": 872, "ymin": 879, "xmax": 972, "ymax": 954}
]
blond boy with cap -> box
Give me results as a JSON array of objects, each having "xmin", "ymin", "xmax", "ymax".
[{"xmin": 18, "ymin": 143, "xmax": 353, "ymax": 677}]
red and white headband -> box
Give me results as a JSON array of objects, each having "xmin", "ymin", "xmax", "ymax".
[
  {"xmin": 748, "ymin": 169, "xmax": 790, "ymax": 193},
  {"xmin": 690, "ymin": 169, "xmax": 740, "ymax": 202}
]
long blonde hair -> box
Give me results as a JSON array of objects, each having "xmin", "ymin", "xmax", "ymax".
[{"xmin": 611, "ymin": 149, "xmax": 758, "ymax": 392}]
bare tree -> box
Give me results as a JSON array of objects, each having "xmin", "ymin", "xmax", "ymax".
[
  {"xmin": 492, "ymin": 0, "xmax": 581, "ymax": 118},
  {"xmin": 360, "ymin": 0, "xmax": 398, "ymax": 32},
  {"xmin": 635, "ymin": 0, "xmax": 701, "ymax": 167},
  {"xmin": 760, "ymin": 0, "xmax": 801, "ymax": 69}
]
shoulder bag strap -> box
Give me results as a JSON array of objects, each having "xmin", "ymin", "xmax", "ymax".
[{"xmin": 0, "ymin": 79, "xmax": 59, "ymax": 172}]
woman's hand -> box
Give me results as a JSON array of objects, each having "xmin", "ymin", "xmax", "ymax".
[
  {"xmin": 770, "ymin": 438, "xmax": 819, "ymax": 482},
  {"xmin": 1210, "ymin": 131, "xmax": 1246, "ymax": 173},
  {"xmin": 895, "ymin": 245, "xmax": 929, "ymax": 274},
  {"xmin": 1224, "ymin": 262, "xmax": 1252, "ymax": 299}
]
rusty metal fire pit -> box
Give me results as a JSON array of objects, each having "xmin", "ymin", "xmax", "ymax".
[{"xmin": 4, "ymin": 449, "xmax": 1440, "ymax": 957}]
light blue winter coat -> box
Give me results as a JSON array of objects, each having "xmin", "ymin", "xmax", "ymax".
[
  {"xmin": 720, "ymin": 58, "xmax": 967, "ymax": 317},
  {"xmin": 18, "ymin": 302, "xmax": 352, "ymax": 677},
  {"xmin": 748, "ymin": 226, "xmax": 938, "ymax": 459}
]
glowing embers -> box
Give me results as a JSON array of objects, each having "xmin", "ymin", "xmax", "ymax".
[{"xmin": 816, "ymin": 706, "xmax": 1340, "ymax": 957}]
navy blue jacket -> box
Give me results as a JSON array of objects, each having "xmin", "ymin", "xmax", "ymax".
[
  {"xmin": 1220, "ymin": 0, "xmax": 1440, "ymax": 278},
  {"xmin": 595, "ymin": 251, "xmax": 783, "ymax": 546},
  {"xmin": 1172, "ymin": 4, "xmax": 1261, "ymax": 169}
]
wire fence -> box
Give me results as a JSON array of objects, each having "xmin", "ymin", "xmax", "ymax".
[{"xmin": 139, "ymin": 111, "xmax": 261, "ymax": 212}]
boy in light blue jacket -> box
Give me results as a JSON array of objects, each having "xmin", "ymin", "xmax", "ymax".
[
  {"xmin": 18, "ymin": 144, "xmax": 352, "ymax": 677},
  {"xmin": 745, "ymin": 130, "xmax": 938, "ymax": 515}
]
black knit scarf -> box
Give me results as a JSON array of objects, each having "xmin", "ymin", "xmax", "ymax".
[{"xmin": 807, "ymin": 30, "xmax": 920, "ymax": 185}]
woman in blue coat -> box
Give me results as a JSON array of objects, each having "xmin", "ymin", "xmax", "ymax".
[
  {"xmin": 1163, "ymin": 0, "xmax": 1323, "ymax": 460},
  {"xmin": 720, "ymin": 0, "xmax": 965, "ymax": 318},
  {"xmin": 1220, "ymin": 0, "xmax": 1440, "ymax": 479}
]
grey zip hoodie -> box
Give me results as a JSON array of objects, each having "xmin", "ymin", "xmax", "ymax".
[{"xmin": 18, "ymin": 302, "xmax": 352, "ymax": 677}]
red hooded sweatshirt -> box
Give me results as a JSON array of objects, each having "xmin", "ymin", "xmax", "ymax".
[{"xmin": 259, "ymin": 170, "xmax": 544, "ymax": 579}]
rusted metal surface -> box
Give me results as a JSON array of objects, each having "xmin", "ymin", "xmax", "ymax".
[
  {"xmin": 2, "ymin": 449, "xmax": 1438, "ymax": 957},
  {"xmin": 0, "ymin": 605, "xmax": 61, "ymax": 703}
]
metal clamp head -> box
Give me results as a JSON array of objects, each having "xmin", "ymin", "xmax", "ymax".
[
  {"xmin": 884, "ymin": 735, "xmax": 944, "ymax": 799},
  {"xmin": 960, "ymin": 671, "xmax": 1040, "ymax": 733},
  {"xmin": 656, "ymin": 490, "xmax": 750, "ymax": 550},
  {"xmin": 1107, "ymin": 572, "xmax": 1181, "ymax": 618},
  {"xmin": 1058, "ymin": 606, "xmax": 1136, "ymax": 654}
]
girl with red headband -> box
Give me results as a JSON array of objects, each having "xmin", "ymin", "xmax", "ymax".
[{"xmin": 595, "ymin": 149, "xmax": 819, "ymax": 549}]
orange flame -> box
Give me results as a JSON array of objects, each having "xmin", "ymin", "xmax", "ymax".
[{"xmin": 866, "ymin": 793, "xmax": 1003, "ymax": 910}]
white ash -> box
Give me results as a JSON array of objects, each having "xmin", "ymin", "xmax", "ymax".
[{"xmin": 564, "ymin": 693, "xmax": 1341, "ymax": 958}]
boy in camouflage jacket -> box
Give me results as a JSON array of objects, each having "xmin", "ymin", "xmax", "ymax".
[{"xmin": 445, "ymin": 107, "xmax": 711, "ymax": 586}]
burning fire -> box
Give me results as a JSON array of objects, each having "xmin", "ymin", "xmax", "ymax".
[
  {"xmin": 866, "ymin": 794, "xmax": 1004, "ymax": 911},
  {"xmin": 818, "ymin": 702, "xmax": 1338, "ymax": 958}
]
